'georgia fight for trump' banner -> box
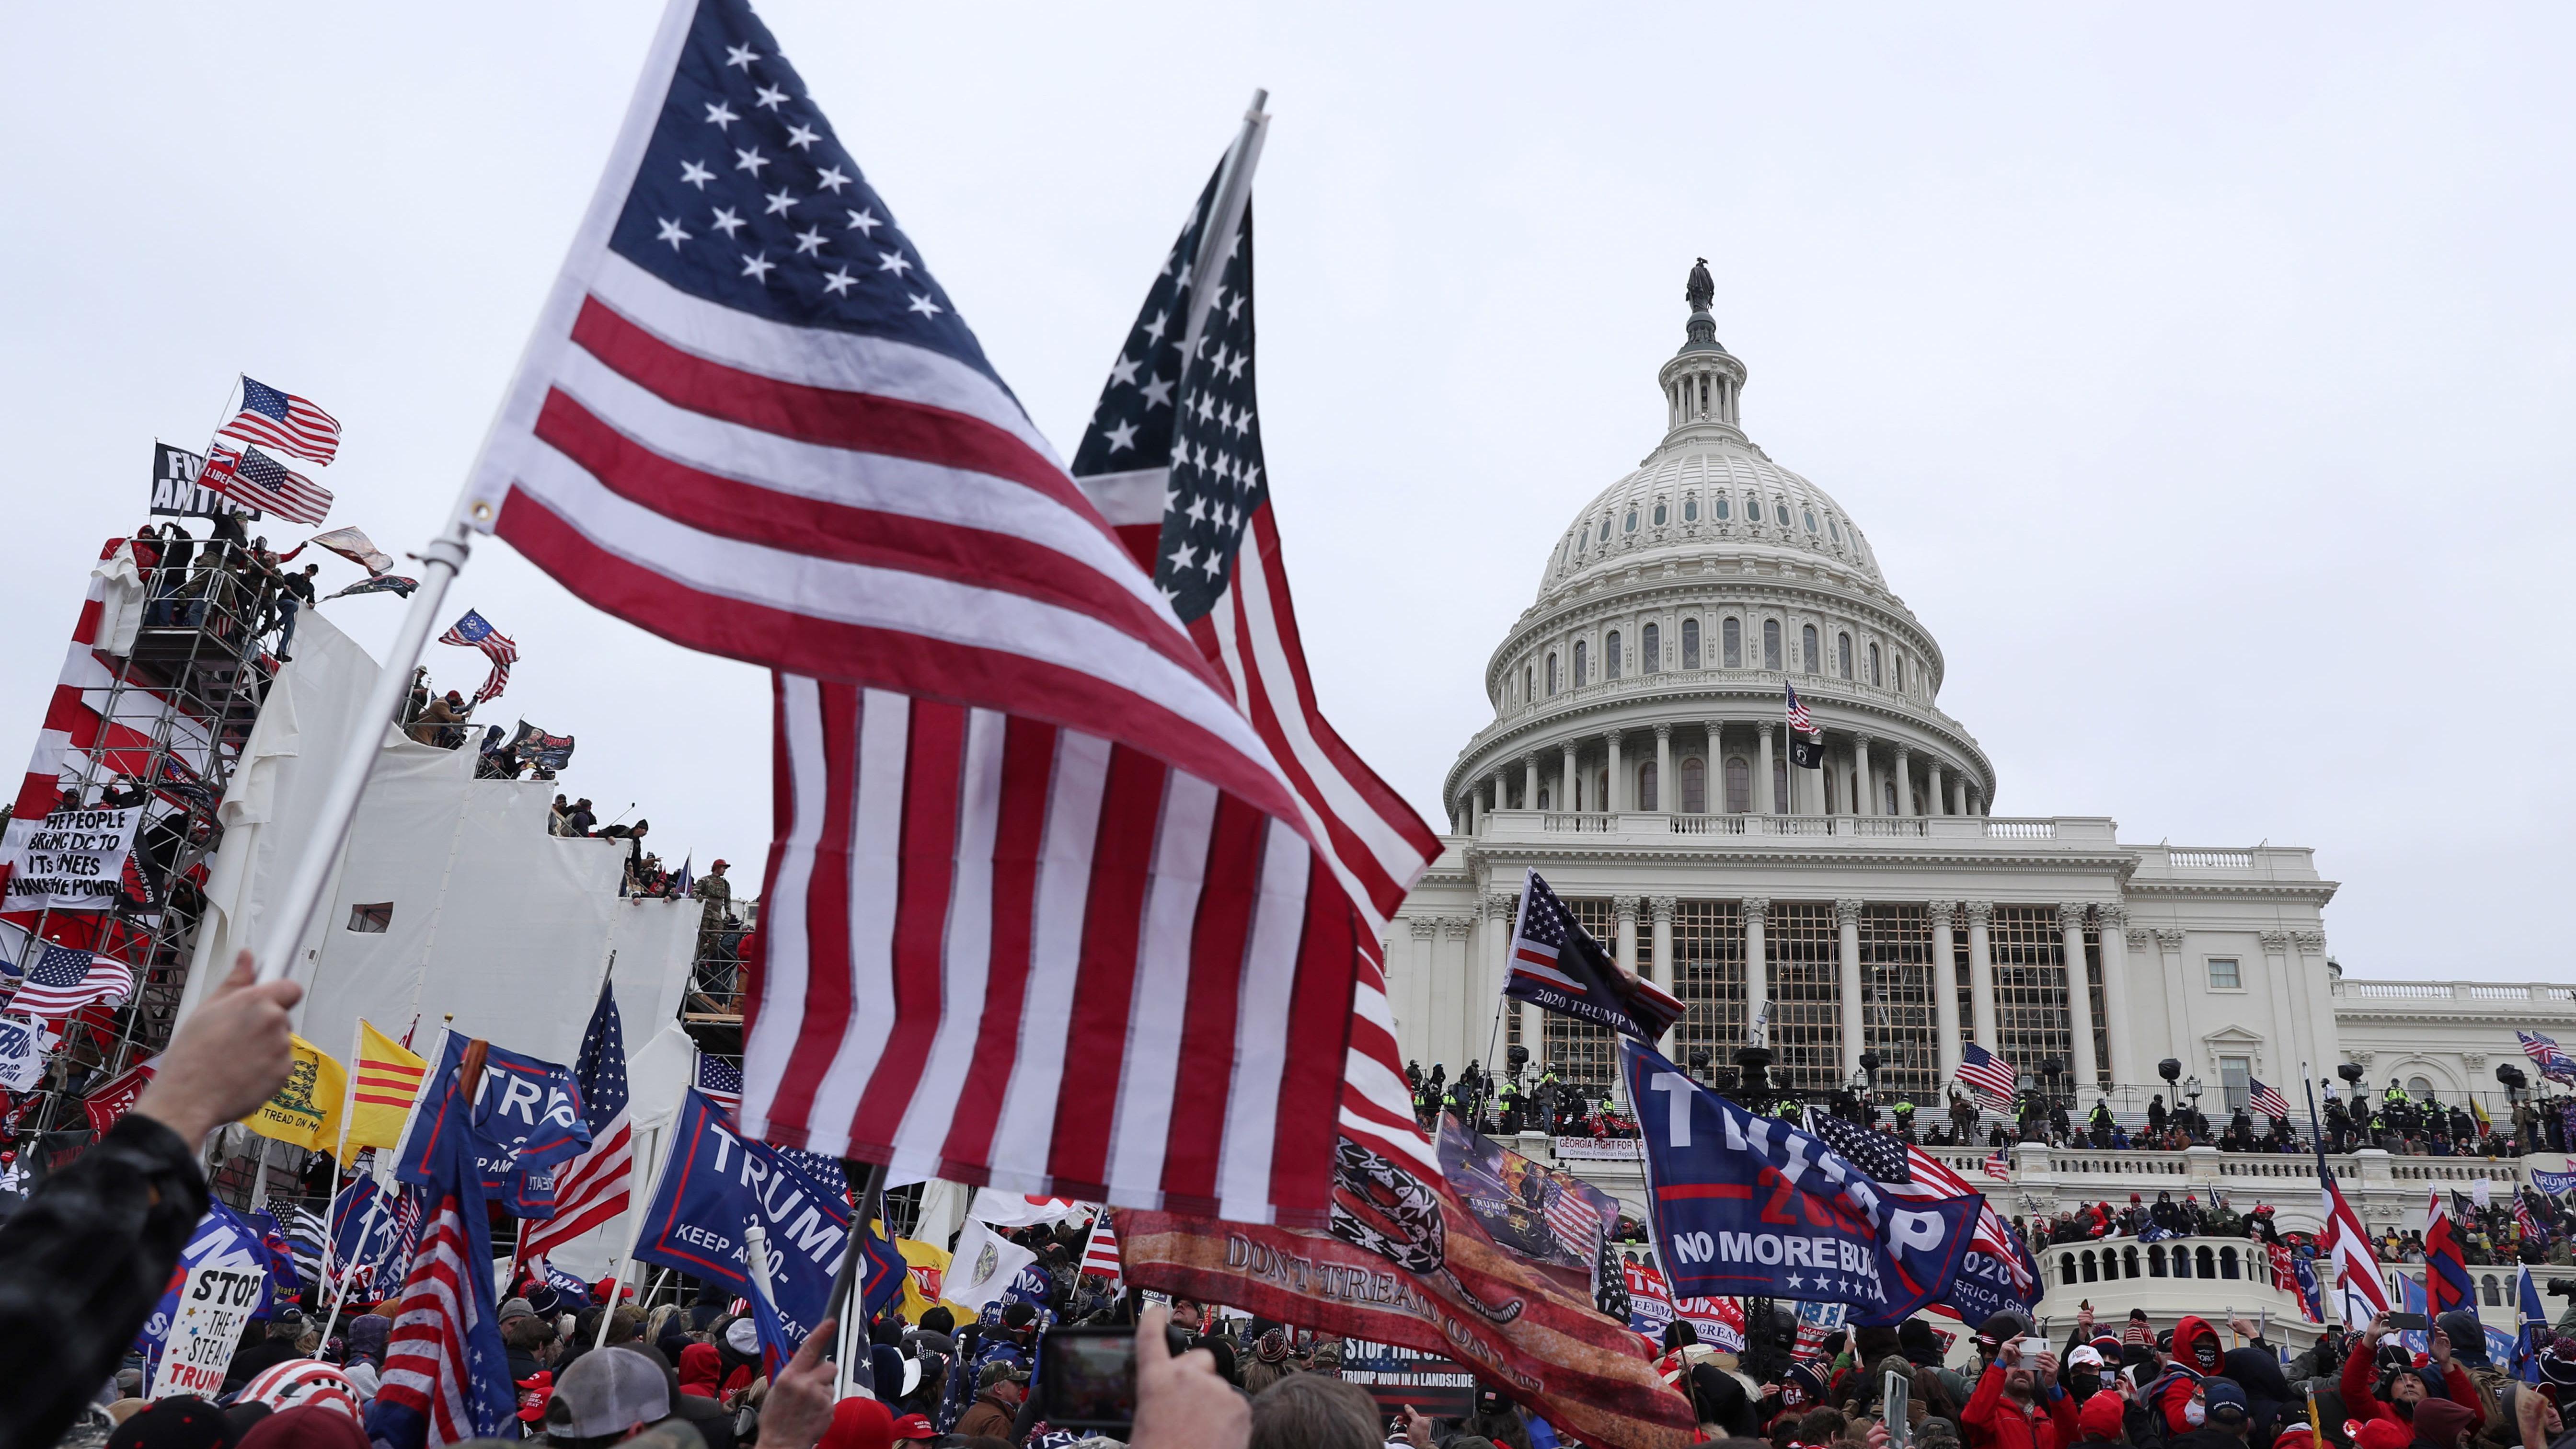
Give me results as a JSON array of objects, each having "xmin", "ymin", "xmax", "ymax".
[{"xmin": 1620, "ymin": 1038, "xmax": 1978, "ymax": 1324}]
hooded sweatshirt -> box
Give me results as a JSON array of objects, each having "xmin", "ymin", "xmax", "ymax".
[
  {"xmin": 2157, "ymin": 1316, "xmax": 2227, "ymax": 1433},
  {"xmin": 1962, "ymin": 1359, "xmax": 2078, "ymax": 1449},
  {"xmin": 2342, "ymin": 1340, "xmax": 2479, "ymax": 1437}
]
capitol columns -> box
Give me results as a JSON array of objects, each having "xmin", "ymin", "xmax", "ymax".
[
  {"xmin": 2291, "ymin": 931, "xmax": 2338, "ymax": 1077},
  {"xmin": 1965, "ymin": 900, "xmax": 1998, "ymax": 1049},
  {"xmin": 1649, "ymin": 896, "xmax": 1678, "ymax": 1052},
  {"xmin": 2152, "ymin": 929, "xmax": 2192, "ymax": 1065},
  {"xmin": 2059, "ymin": 903, "xmax": 2100, "ymax": 1096},
  {"xmin": 1521, "ymin": 753, "xmax": 1539, "ymax": 813},
  {"xmin": 1560, "ymin": 742, "xmax": 1577, "ymax": 814},
  {"xmin": 2095, "ymin": 902, "xmax": 2138, "ymax": 1085},
  {"xmin": 1852, "ymin": 733, "xmax": 1875, "ymax": 816},
  {"xmin": 1893, "ymin": 746, "xmax": 1916, "ymax": 817},
  {"xmin": 1836, "ymin": 898, "xmax": 1867, "ymax": 1078},
  {"xmin": 2258, "ymin": 931, "xmax": 2300, "ymax": 1084},
  {"xmin": 1756, "ymin": 723, "xmax": 1777, "ymax": 815},
  {"xmin": 1925, "ymin": 757, "xmax": 1947, "ymax": 817},
  {"xmin": 1654, "ymin": 724, "xmax": 1673, "ymax": 814},
  {"xmin": 1928, "ymin": 901, "xmax": 1962, "ymax": 1080},
  {"xmin": 1613, "ymin": 896, "xmax": 1641, "ymax": 984},
  {"xmin": 1743, "ymin": 898, "xmax": 1771, "ymax": 1044},
  {"xmin": 1484, "ymin": 890, "xmax": 1537, "ymax": 1070},
  {"xmin": 1606, "ymin": 732, "xmax": 1625, "ymax": 813},
  {"xmin": 1492, "ymin": 765, "xmax": 1509, "ymax": 814}
]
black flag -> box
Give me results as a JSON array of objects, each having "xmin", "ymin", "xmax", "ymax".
[{"xmin": 1789, "ymin": 731, "xmax": 1825, "ymax": 769}]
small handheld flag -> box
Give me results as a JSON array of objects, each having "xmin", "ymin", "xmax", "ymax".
[
  {"xmin": 437, "ymin": 610, "xmax": 519, "ymax": 703},
  {"xmin": 1956, "ymin": 1043, "xmax": 2019, "ymax": 1109}
]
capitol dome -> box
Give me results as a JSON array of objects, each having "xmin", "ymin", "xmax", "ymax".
[{"xmin": 1444, "ymin": 273, "xmax": 1995, "ymax": 829}]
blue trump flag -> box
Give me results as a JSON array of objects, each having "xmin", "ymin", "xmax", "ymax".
[
  {"xmin": 1620, "ymin": 1038, "xmax": 1979, "ymax": 1323},
  {"xmin": 394, "ymin": 1032, "xmax": 590, "ymax": 1218},
  {"xmin": 631, "ymin": 1089, "xmax": 903, "ymax": 1352},
  {"xmin": 2518, "ymin": 1267, "xmax": 2552, "ymax": 1381},
  {"xmin": 368, "ymin": 1062, "xmax": 516, "ymax": 1448}
]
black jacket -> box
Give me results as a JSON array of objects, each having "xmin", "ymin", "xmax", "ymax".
[{"xmin": 0, "ymin": 1113, "xmax": 209, "ymax": 1446}]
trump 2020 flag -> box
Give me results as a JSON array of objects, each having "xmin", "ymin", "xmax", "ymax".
[
  {"xmin": 1620, "ymin": 1037, "xmax": 1978, "ymax": 1323},
  {"xmin": 1506, "ymin": 870, "xmax": 1682, "ymax": 1042},
  {"xmin": 394, "ymin": 1032, "xmax": 590, "ymax": 1218},
  {"xmin": 368, "ymin": 1068, "xmax": 516, "ymax": 1449}
]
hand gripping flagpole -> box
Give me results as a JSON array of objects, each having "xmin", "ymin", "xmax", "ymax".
[{"xmin": 249, "ymin": 516, "xmax": 472, "ymax": 984}]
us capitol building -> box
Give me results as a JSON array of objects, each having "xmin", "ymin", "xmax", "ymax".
[{"xmin": 1383, "ymin": 270, "xmax": 2576, "ymax": 1333}]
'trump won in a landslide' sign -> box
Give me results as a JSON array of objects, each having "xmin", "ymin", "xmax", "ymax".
[
  {"xmin": 1620, "ymin": 1038, "xmax": 1978, "ymax": 1324},
  {"xmin": 0, "ymin": 805, "xmax": 140, "ymax": 911}
]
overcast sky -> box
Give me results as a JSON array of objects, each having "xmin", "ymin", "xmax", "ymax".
[{"xmin": 5, "ymin": 5, "xmax": 2568, "ymax": 982}]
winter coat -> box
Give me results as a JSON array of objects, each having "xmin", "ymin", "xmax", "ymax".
[{"xmin": 1962, "ymin": 1361, "xmax": 2078, "ymax": 1449}]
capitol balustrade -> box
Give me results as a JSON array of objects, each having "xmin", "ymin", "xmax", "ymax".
[
  {"xmin": 1475, "ymin": 807, "xmax": 2114, "ymax": 845},
  {"xmin": 2334, "ymin": 979, "xmax": 2576, "ymax": 1005}
]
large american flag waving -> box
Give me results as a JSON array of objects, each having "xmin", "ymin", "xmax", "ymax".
[{"xmin": 460, "ymin": 0, "xmax": 1436, "ymax": 1224}]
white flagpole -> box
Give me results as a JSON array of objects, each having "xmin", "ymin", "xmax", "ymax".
[
  {"xmin": 1174, "ymin": 90, "xmax": 1271, "ymax": 371},
  {"xmin": 592, "ymin": 1118, "xmax": 664, "ymax": 1350}
]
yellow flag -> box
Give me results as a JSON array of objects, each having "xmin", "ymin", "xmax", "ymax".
[
  {"xmin": 343, "ymin": 1021, "xmax": 427, "ymax": 1153},
  {"xmin": 892, "ymin": 1236, "xmax": 957, "ymax": 1324},
  {"xmin": 243, "ymin": 1035, "xmax": 347, "ymax": 1150}
]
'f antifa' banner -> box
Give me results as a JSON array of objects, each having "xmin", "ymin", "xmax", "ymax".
[
  {"xmin": 394, "ymin": 1033, "xmax": 589, "ymax": 1218},
  {"xmin": 630, "ymin": 1089, "xmax": 903, "ymax": 1353},
  {"xmin": 1620, "ymin": 1039, "xmax": 1978, "ymax": 1323}
]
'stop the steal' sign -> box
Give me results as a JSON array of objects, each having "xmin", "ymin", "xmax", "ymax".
[
  {"xmin": 149, "ymin": 1262, "xmax": 265, "ymax": 1399},
  {"xmin": 1620, "ymin": 1037, "xmax": 1978, "ymax": 1325},
  {"xmin": 0, "ymin": 805, "xmax": 139, "ymax": 911}
]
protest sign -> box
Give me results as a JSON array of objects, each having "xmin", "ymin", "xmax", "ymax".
[
  {"xmin": 149, "ymin": 443, "xmax": 258, "ymax": 520},
  {"xmin": 1338, "ymin": 1337, "xmax": 1477, "ymax": 1419},
  {"xmin": 0, "ymin": 805, "xmax": 140, "ymax": 911},
  {"xmin": 1621, "ymin": 1038, "xmax": 1978, "ymax": 1323},
  {"xmin": 150, "ymin": 1261, "xmax": 266, "ymax": 1398},
  {"xmin": 630, "ymin": 1089, "xmax": 901, "ymax": 1350}
]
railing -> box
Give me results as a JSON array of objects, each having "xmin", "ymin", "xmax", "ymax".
[
  {"xmin": 1672, "ymin": 815, "xmax": 1746, "ymax": 834},
  {"xmin": 1482, "ymin": 810, "xmax": 2119, "ymax": 842},
  {"xmin": 2167, "ymin": 849, "xmax": 2254, "ymax": 868},
  {"xmin": 1983, "ymin": 818, "xmax": 2057, "ymax": 840},
  {"xmin": 1853, "ymin": 817, "xmax": 1927, "ymax": 838},
  {"xmin": 2041, "ymin": 1236, "xmax": 2285, "ymax": 1293},
  {"xmin": 2335, "ymin": 980, "xmax": 2576, "ymax": 1004},
  {"xmin": 1542, "ymin": 812, "xmax": 1614, "ymax": 833}
]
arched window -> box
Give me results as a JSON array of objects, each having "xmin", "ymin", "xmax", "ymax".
[
  {"xmin": 1837, "ymin": 632, "xmax": 1853, "ymax": 679},
  {"xmin": 1623, "ymin": 509, "xmax": 1637, "ymax": 533},
  {"xmin": 2197, "ymin": 1246, "xmax": 2219, "ymax": 1278},
  {"xmin": 2149, "ymin": 1245, "xmax": 2168, "ymax": 1277},
  {"xmin": 1868, "ymin": 643, "xmax": 1882, "ymax": 686},
  {"xmin": 2058, "ymin": 1255, "xmax": 2077, "ymax": 1288},
  {"xmin": 1762, "ymin": 620, "xmax": 1782, "ymax": 670},
  {"xmin": 1801, "ymin": 624, "xmax": 1819, "ymax": 673},
  {"xmin": 1684, "ymin": 495, "xmax": 1699, "ymax": 522},
  {"xmin": 1714, "ymin": 494, "xmax": 1730, "ymax": 521},
  {"xmin": 1776, "ymin": 501, "xmax": 1792, "ymax": 526},
  {"xmin": 2483, "ymin": 1276, "xmax": 2502, "ymax": 1307},
  {"xmin": 1537, "ymin": 787, "xmax": 1551, "ymax": 810},
  {"xmin": 1884, "ymin": 779, "xmax": 1899, "ymax": 814},
  {"xmin": 1773, "ymin": 757, "xmax": 1789, "ymax": 813},
  {"xmin": 2409, "ymin": 1075, "xmax": 2433, "ymax": 1098},
  {"xmin": 1639, "ymin": 760, "xmax": 1658, "ymax": 811},
  {"xmin": 1828, "ymin": 515, "xmax": 1841, "ymax": 542},
  {"xmin": 1803, "ymin": 508, "xmax": 1819, "ymax": 534},
  {"xmin": 2124, "ymin": 1246, "xmax": 2140, "ymax": 1278},
  {"xmin": 1681, "ymin": 618, "xmax": 1701, "ymax": 669},
  {"xmin": 1748, "ymin": 494, "xmax": 1763, "ymax": 523},
  {"xmin": 1724, "ymin": 757, "xmax": 1751, "ymax": 813},
  {"xmin": 1523, "ymin": 664, "xmax": 1533, "ymax": 703},
  {"xmin": 2081, "ymin": 1250, "xmax": 2098, "ymax": 1284},
  {"xmin": 1681, "ymin": 757, "xmax": 1707, "ymax": 813},
  {"xmin": 1546, "ymin": 653, "xmax": 1559, "ymax": 695},
  {"xmin": 1604, "ymin": 631, "xmax": 1622, "ymax": 681},
  {"xmin": 1820, "ymin": 767, "xmax": 1837, "ymax": 815},
  {"xmin": 1573, "ymin": 640, "xmax": 1587, "ymax": 686},
  {"xmin": 1652, "ymin": 502, "xmax": 1668, "ymax": 527},
  {"xmin": 1895, "ymin": 654, "xmax": 1906, "ymax": 692},
  {"xmin": 1642, "ymin": 622, "xmax": 1660, "ymax": 673},
  {"xmin": 1722, "ymin": 617, "xmax": 1742, "ymax": 667}
]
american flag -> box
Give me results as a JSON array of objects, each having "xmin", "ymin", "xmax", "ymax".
[
  {"xmin": 1542, "ymin": 1177, "xmax": 1605, "ymax": 1258},
  {"xmin": 436, "ymin": 610, "xmax": 518, "ymax": 704},
  {"xmin": 2319, "ymin": 1167, "xmax": 2391, "ymax": 1327},
  {"xmin": 1505, "ymin": 870, "xmax": 1684, "ymax": 1039},
  {"xmin": 1983, "ymin": 1150, "xmax": 2012, "ymax": 1181},
  {"xmin": 201, "ymin": 443, "xmax": 334, "ymax": 527},
  {"xmin": 516, "ymin": 980, "xmax": 632, "ymax": 1263},
  {"xmin": 370, "ymin": 1076, "xmax": 517, "ymax": 1447},
  {"xmin": 5, "ymin": 941, "xmax": 134, "ymax": 1019},
  {"xmin": 694, "ymin": 1052, "xmax": 743, "ymax": 1116},
  {"xmin": 221, "ymin": 375, "xmax": 343, "ymax": 464},
  {"xmin": 2517, "ymin": 1196, "xmax": 2547, "ymax": 1244},
  {"xmin": 460, "ymin": 0, "xmax": 1432, "ymax": 1226},
  {"xmin": 1785, "ymin": 680, "xmax": 1817, "ymax": 737},
  {"xmin": 2249, "ymin": 1077, "xmax": 2291, "ymax": 1120},
  {"xmin": 1081, "ymin": 1211, "xmax": 1122, "ymax": 1281},
  {"xmin": 1957, "ymin": 1042, "xmax": 2019, "ymax": 1109},
  {"xmin": 2520, "ymin": 1031, "xmax": 2576, "ymax": 1084}
]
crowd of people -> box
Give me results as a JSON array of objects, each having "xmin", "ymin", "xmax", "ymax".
[{"xmin": 131, "ymin": 520, "xmax": 322, "ymax": 663}]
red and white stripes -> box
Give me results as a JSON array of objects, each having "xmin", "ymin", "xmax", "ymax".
[
  {"xmin": 741, "ymin": 679, "xmax": 1360, "ymax": 1227},
  {"xmin": 374, "ymin": 1194, "xmax": 484, "ymax": 1446},
  {"xmin": 514, "ymin": 1116, "xmax": 631, "ymax": 1263}
]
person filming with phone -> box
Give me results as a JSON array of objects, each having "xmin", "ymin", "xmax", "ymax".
[{"xmin": 1964, "ymin": 1311, "xmax": 2077, "ymax": 1449}]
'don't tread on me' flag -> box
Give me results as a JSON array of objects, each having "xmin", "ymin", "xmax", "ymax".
[{"xmin": 1505, "ymin": 869, "xmax": 1683, "ymax": 1043}]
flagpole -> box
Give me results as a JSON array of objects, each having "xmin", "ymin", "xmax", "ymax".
[
  {"xmin": 251, "ymin": 517, "xmax": 472, "ymax": 984},
  {"xmin": 823, "ymin": 1158, "xmax": 891, "ymax": 1397},
  {"xmin": 1175, "ymin": 90, "xmax": 1272, "ymax": 371},
  {"xmin": 592, "ymin": 1118, "xmax": 663, "ymax": 1351},
  {"xmin": 317, "ymin": 1180, "xmax": 389, "ymax": 1348}
]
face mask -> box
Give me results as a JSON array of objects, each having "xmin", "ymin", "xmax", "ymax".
[
  {"xmin": 2185, "ymin": 1402, "xmax": 2208, "ymax": 1427},
  {"xmin": 2069, "ymin": 1369, "xmax": 2101, "ymax": 1394}
]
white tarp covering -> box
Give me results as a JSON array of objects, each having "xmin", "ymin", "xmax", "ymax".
[{"xmin": 175, "ymin": 611, "xmax": 703, "ymax": 1276}]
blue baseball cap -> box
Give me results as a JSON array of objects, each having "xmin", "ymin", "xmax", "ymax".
[{"xmin": 2203, "ymin": 1379, "xmax": 2249, "ymax": 1420}]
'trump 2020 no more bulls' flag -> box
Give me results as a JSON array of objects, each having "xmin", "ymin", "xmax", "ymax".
[
  {"xmin": 1507, "ymin": 870, "xmax": 1683, "ymax": 1042},
  {"xmin": 1621, "ymin": 1038, "xmax": 1978, "ymax": 1323}
]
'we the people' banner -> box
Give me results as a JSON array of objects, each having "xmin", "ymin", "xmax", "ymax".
[{"xmin": 0, "ymin": 805, "xmax": 140, "ymax": 911}]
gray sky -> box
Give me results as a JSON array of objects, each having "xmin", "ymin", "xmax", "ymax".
[{"xmin": 4, "ymin": 5, "xmax": 2568, "ymax": 981}]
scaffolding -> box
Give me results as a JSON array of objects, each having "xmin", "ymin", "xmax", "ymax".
[{"xmin": 7, "ymin": 531, "xmax": 289, "ymax": 1155}]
